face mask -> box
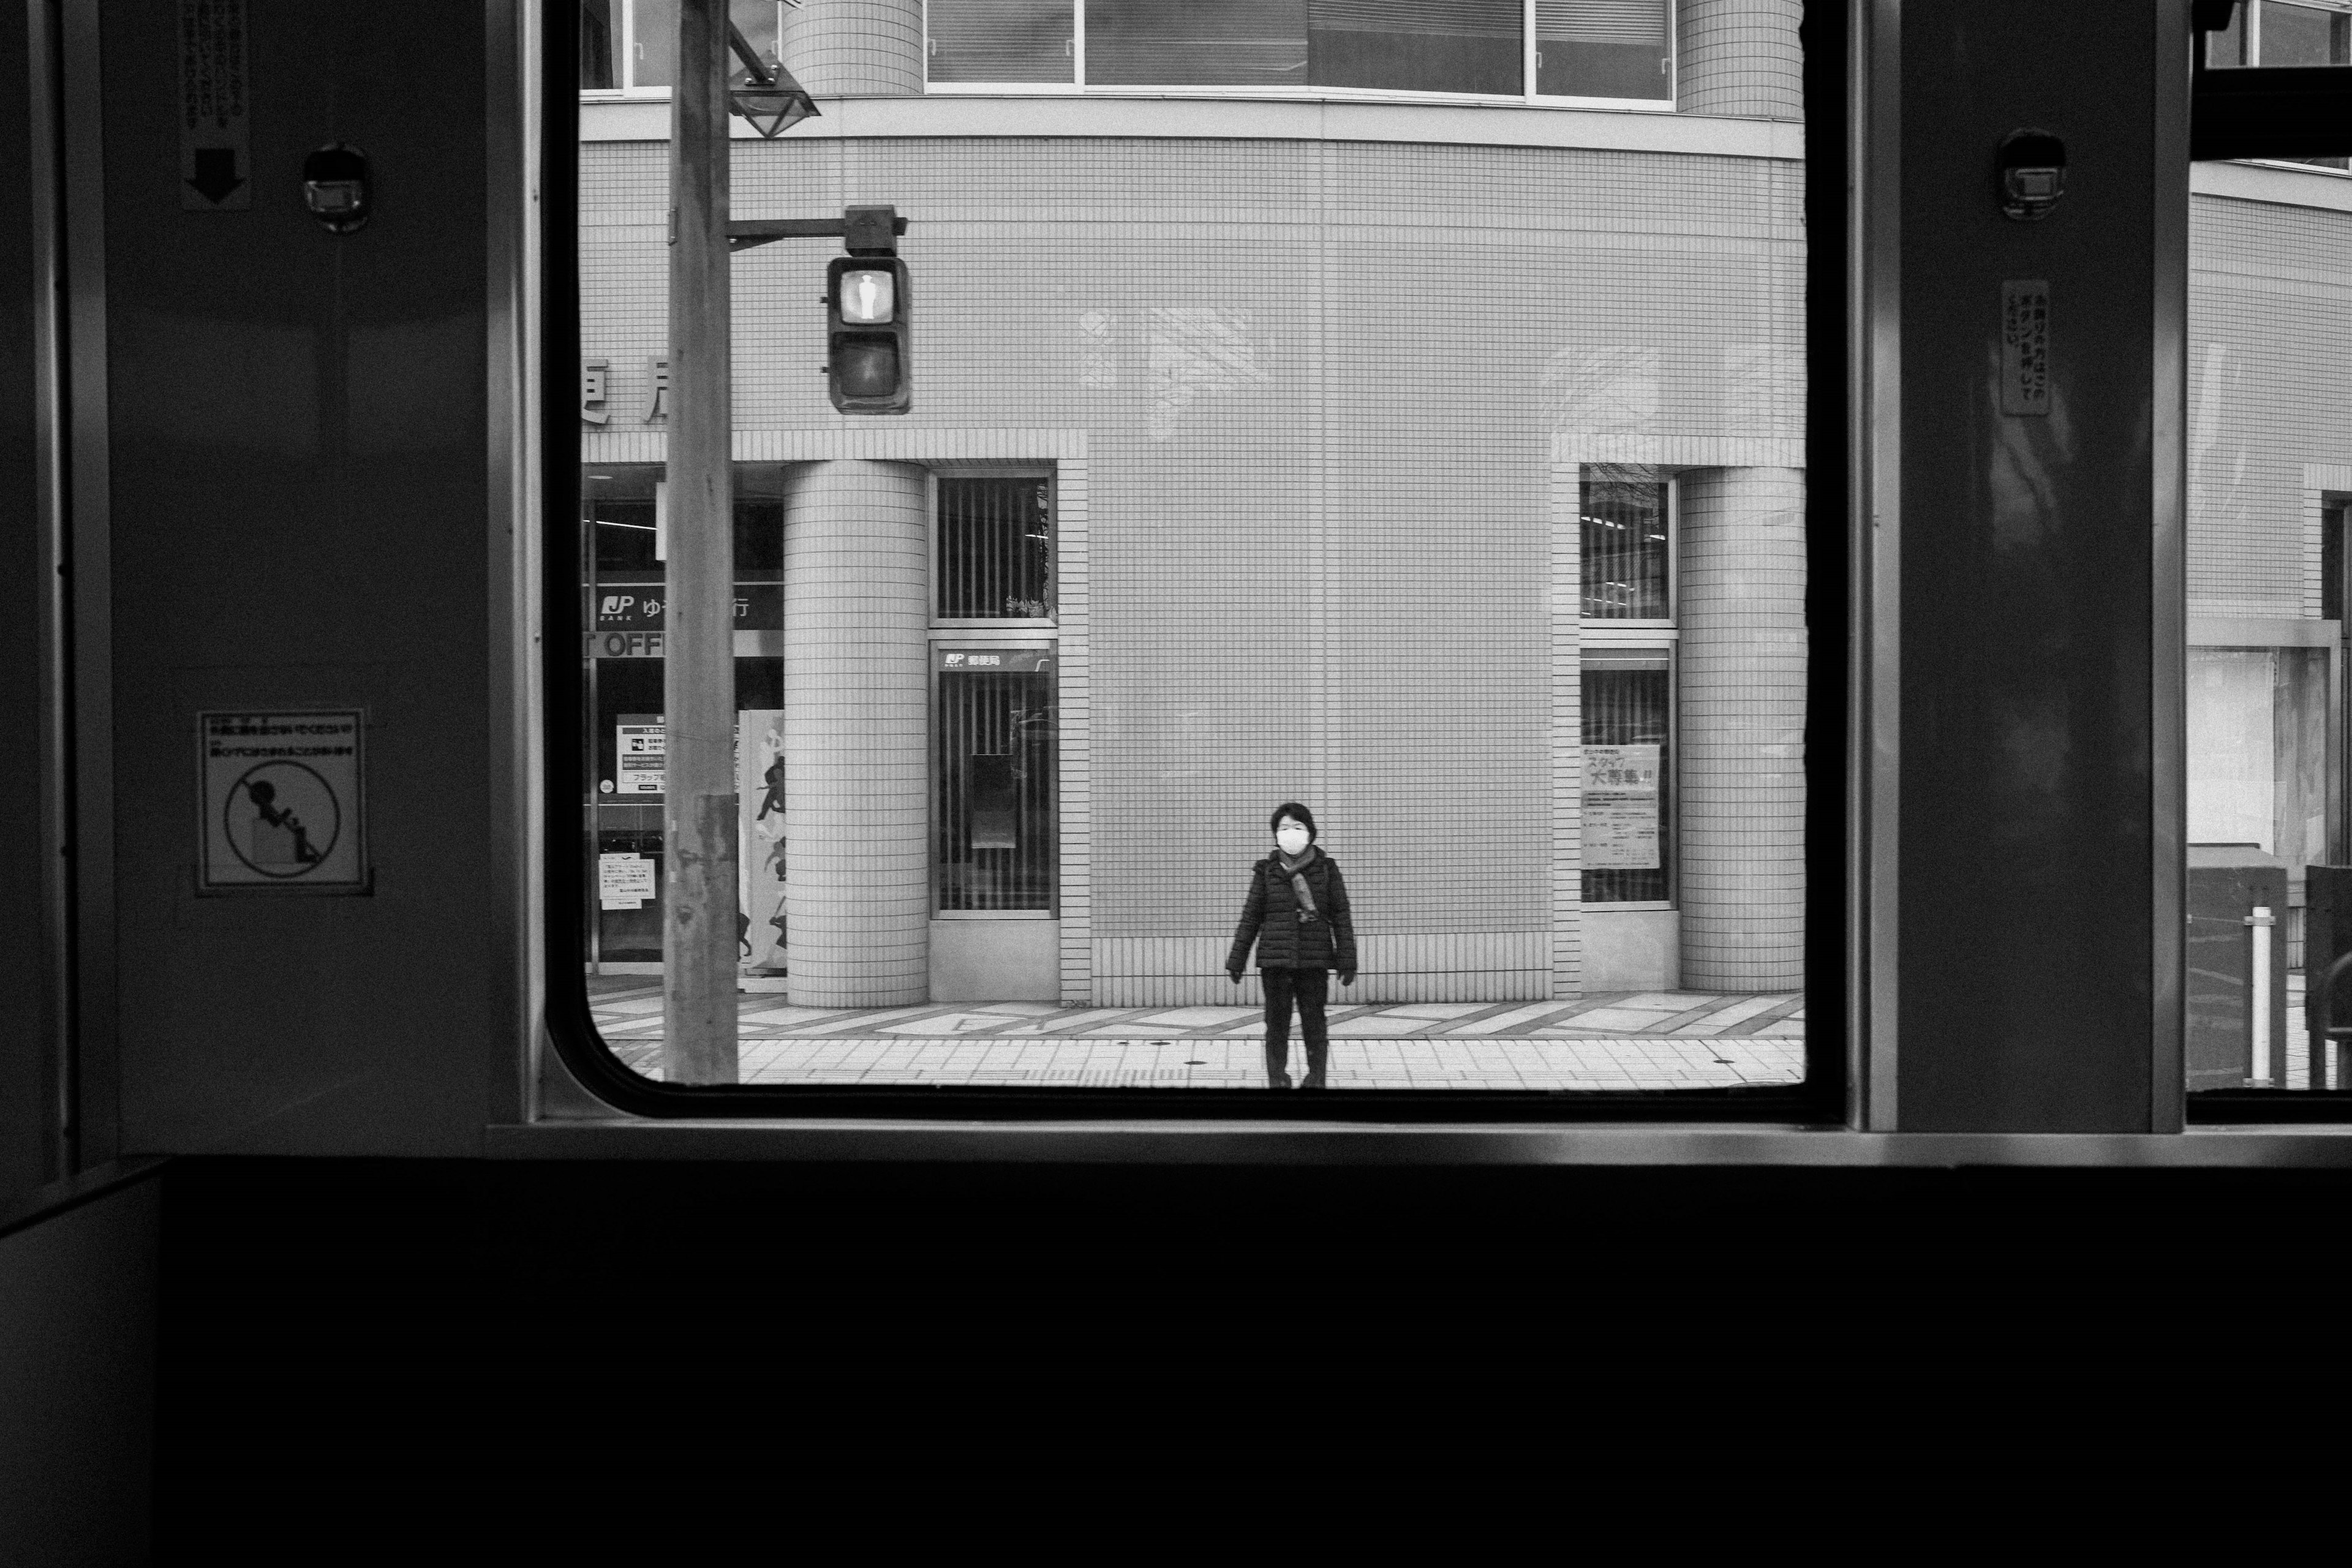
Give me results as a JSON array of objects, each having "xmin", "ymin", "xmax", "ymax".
[{"xmin": 1276, "ymin": 827, "xmax": 1310, "ymax": 856}]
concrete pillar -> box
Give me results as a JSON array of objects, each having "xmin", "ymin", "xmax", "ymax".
[
  {"xmin": 1676, "ymin": 0, "xmax": 1803, "ymax": 119},
  {"xmin": 1678, "ymin": 467, "xmax": 1806, "ymax": 990},
  {"xmin": 783, "ymin": 460, "xmax": 930, "ymax": 1006},
  {"xmin": 780, "ymin": 0, "xmax": 925, "ymax": 97}
]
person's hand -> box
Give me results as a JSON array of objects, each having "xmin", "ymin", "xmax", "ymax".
[
  {"xmin": 1227, "ymin": 968, "xmax": 1243, "ymax": 985},
  {"xmin": 1339, "ymin": 970, "xmax": 1356, "ymax": 987}
]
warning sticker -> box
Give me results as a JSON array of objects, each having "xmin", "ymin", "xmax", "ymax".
[
  {"xmin": 179, "ymin": 0, "xmax": 251, "ymax": 211},
  {"xmin": 198, "ymin": 710, "xmax": 369, "ymax": 893}
]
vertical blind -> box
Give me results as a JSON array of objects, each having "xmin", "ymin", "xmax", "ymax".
[
  {"xmin": 1580, "ymin": 477, "xmax": 1669, "ymax": 619},
  {"xmin": 937, "ymin": 671, "xmax": 1058, "ymax": 911},
  {"xmin": 937, "ymin": 477, "xmax": 1054, "ymax": 620},
  {"xmin": 927, "ymin": 0, "xmax": 1076, "ymax": 82},
  {"xmin": 1536, "ymin": 0, "xmax": 1667, "ymax": 45}
]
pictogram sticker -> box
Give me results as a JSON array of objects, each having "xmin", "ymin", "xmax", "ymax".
[{"xmin": 199, "ymin": 710, "xmax": 369, "ymax": 894}]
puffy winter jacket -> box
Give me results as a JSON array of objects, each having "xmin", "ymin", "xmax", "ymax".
[{"xmin": 1226, "ymin": 850, "xmax": 1357, "ymax": 973}]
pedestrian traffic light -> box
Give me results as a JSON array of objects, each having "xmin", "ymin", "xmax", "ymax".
[{"xmin": 826, "ymin": 254, "xmax": 911, "ymax": 415}]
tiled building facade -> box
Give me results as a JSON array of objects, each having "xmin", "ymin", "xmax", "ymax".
[{"xmin": 578, "ymin": 0, "xmax": 2352, "ymax": 1005}]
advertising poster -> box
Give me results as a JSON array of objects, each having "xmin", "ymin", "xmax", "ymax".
[
  {"xmin": 615, "ymin": 717, "xmax": 665, "ymax": 794},
  {"xmin": 1582, "ymin": 742, "xmax": 1661, "ymax": 870},
  {"xmin": 737, "ymin": 709, "xmax": 788, "ymax": 974}
]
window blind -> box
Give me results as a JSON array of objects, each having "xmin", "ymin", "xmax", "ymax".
[{"xmin": 1536, "ymin": 0, "xmax": 1668, "ymax": 46}]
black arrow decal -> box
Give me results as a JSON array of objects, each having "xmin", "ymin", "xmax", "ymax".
[{"xmin": 187, "ymin": 148, "xmax": 244, "ymax": 205}]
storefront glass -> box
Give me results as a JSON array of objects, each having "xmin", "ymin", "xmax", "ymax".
[{"xmin": 1581, "ymin": 660, "xmax": 1672, "ymax": 905}]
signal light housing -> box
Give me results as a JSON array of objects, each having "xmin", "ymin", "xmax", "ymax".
[{"xmin": 826, "ymin": 255, "xmax": 911, "ymax": 415}]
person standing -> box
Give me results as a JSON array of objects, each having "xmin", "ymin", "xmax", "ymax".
[{"xmin": 1227, "ymin": 802, "xmax": 1357, "ymax": 1089}]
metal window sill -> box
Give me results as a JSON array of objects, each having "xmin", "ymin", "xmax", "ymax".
[{"xmin": 484, "ymin": 1119, "xmax": 2352, "ymax": 1166}]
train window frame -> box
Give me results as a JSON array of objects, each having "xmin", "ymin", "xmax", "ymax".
[{"xmin": 535, "ymin": 0, "xmax": 1849, "ymax": 1122}]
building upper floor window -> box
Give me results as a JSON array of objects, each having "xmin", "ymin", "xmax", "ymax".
[
  {"xmin": 582, "ymin": 0, "xmax": 783, "ymax": 93},
  {"xmin": 936, "ymin": 475, "xmax": 1055, "ymax": 623},
  {"xmin": 924, "ymin": 0, "xmax": 1673, "ymax": 104},
  {"xmin": 2207, "ymin": 2, "xmax": 2352, "ymax": 168},
  {"xmin": 1580, "ymin": 475, "xmax": 1670, "ymax": 620},
  {"xmin": 2208, "ymin": 0, "xmax": 2352, "ymax": 67}
]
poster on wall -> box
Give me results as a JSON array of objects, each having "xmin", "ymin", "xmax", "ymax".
[
  {"xmin": 615, "ymin": 717, "xmax": 665, "ymax": 794},
  {"xmin": 737, "ymin": 709, "xmax": 788, "ymax": 976},
  {"xmin": 598, "ymin": 853, "xmax": 654, "ymax": 910},
  {"xmin": 1583, "ymin": 743, "xmax": 1661, "ymax": 870}
]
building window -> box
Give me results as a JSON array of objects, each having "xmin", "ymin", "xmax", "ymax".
[
  {"xmin": 935, "ymin": 653, "xmax": 1059, "ymax": 911},
  {"xmin": 1580, "ymin": 474, "xmax": 1670, "ymax": 620},
  {"xmin": 2209, "ymin": 1, "xmax": 2352, "ymax": 169},
  {"xmin": 928, "ymin": 0, "xmax": 1078, "ymax": 83},
  {"xmin": 1535, "ymin": 0, "xmax": 1672, "ymax": 100},
  {"xmin": 1581, "ymin": 656, "xmax": 1672, "ymax": 904},
  {"xmin": 936, "ymin": 476, "xmax": 1055, "ymax": 622},
  {"xmin": 924, "ymin": 0, "xmax": 1673, "ymax": 104},
  {"xmin": 581, "ymin": 0, "xmax": 783, "ymax": 94}
]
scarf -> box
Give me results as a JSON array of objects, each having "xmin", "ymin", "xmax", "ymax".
[{"xmin": 1278, "ymin": 845, "xmax": 1321, "ymax": 922}]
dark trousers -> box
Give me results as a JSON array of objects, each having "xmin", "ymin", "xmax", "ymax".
[{"xmin": 1262, "ymin": 966, "xmax": 1330, "ymax": 1087}]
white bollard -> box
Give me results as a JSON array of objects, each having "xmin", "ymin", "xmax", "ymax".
[{"xmin": 2249, "ymin": 906, "xmax": 2274, "ymax": 1087}]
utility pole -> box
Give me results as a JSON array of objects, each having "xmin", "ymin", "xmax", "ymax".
[{"xmin": 662, "ymin": 0, "xmax": 737, "ymax": 1084}]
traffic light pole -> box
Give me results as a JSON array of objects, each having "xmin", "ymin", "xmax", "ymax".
[{"xmin": 662, "ymin": 0, "xmax": 737, "ymax": 1085}]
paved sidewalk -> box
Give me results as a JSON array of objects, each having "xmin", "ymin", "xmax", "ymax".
[{"xmin": 586, "ymin": 981, "xmax": 1806, "ymax": 1091}]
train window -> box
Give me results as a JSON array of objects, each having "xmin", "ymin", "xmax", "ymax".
[
  {"xmin": 2184, "ymin": 107, "xmax": 2352, "ymax": 1101},
  {"xmin": 551, "ymin": 0, "xmax": 1821, "ymax": 1112}
]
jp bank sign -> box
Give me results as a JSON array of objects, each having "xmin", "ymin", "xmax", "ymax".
[{"xmin": 587, "ymin": 584, "xmax": 781, "ymax": 656}]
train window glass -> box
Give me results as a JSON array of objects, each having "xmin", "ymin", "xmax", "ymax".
[
  {"xmin": 562, "ymin": 1, "xmax": 1812, "ymax": 1102},
  {"xmin": 2187, "ymin": 136, "xmax": 2352, "ymax": 1095}
]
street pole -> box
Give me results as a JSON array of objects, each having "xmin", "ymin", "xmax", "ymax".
[{"xmin": 663, "ymin": 0, "xmax": 737, "ymax": 1084}]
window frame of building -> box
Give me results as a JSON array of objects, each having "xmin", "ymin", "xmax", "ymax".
[
  {"xmin": 1578, "ymin": 472, "xmax": 1676, "ymax": 628},
  {"xmin": 2209, "ymin": 0, "xmax": 2352, "ymax": 173},
  {"xmin": 929, "ymin": 467, "xmax": 1059, "ymax": 630},
  {"xmin": 917, "ymin": 0, "xmax": 1678, "ymax": 111},
  {"xmin": 580, "ymin": 0, "xmax": 788, "ymax": 97},
  {"xmin": 927, "ymin": 464, "xmax": 1061, "ymax": 922},
  {"xmin": 1578, "ymin": 646, "xmax": 1678, "ymax": 911}
]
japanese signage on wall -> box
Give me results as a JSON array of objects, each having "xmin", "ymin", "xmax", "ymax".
[
  {"xmin": 598, "ymin": 853, "xmax": 655, "ymax": 910},
  {"xmin": 2000, "ymin": 279, "xmax": 2051, "ymax": 417},
  {"xmin": 1582, "ymin": 743, "xmax": 1661, "ymax": 871},
  {"xmin": 614, "ymin": 717, "xmax": 665, "ymax": 796},
  {"xmin": 179, "ymin": 0, "xmax": 251, "ymax": 211},
  {"xmin": 935, "ymin": 647, "xmax": 1054, "ymax": 673},
  {"xmin": 198, "ymin": 710, "xmax": 369, "ymax": 893},
  {"xmin": 584, "ymin": 584, "xmax": 782, "ymax": 658}
]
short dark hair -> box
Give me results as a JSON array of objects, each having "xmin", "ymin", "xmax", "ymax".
[{"xmin": 1270, "ymin": 801, "xmax": 1317, "ymax": 840}]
